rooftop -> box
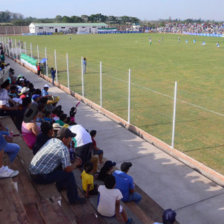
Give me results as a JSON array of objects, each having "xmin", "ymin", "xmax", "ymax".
[{"xmin": 30, "ymin": 22, "xmax": 108, "ymax": 27}]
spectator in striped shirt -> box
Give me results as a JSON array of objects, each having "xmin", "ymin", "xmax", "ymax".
[{"xmin": 29, "ymin": 127, "xmax": 86, "ymax": 204}]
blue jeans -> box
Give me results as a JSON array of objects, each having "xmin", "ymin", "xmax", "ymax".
[
  {"xmin": 31, "ymin": 169, "xmax": 79, "ymax": 204},
  {"xmin": 123, "ymin": 192, "xmax": 142, "ymax": 203},
  {"xmin": 4, "ymin": 143, "xmax": 20, "ymax": 162}
]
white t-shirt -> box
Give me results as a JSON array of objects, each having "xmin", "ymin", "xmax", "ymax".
[
  {"xmin": 69, "ymin": 124, "xmax": 92, "ymax": 147},
  {"xmin": 97, "ymin": 185, "xmax": 123, "ymax": 217},
  {"xmin": 0, "ymin": 88, "xmax": 10, "ymax": 106}
]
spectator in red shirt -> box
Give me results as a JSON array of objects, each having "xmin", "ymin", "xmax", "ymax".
[{"xmin": 90, "ymin": 130, "xmax": 103, "ymax": 164}]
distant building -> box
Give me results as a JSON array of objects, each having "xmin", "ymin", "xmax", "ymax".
[{"xmin": 29, "ymin": 23, "xmax": 108, "ymax": 34}]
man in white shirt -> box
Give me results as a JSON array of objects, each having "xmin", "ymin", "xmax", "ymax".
[{"xmin": 69, "ymin": 124, "xmax": 92, "ymax": 165}]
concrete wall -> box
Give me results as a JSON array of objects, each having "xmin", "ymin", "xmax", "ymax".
[{"xmin": 0, "ymin": 26, "xmax": 29, "ymax": 35}]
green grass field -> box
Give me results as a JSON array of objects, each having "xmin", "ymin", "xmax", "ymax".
[{"xmin": 9, "ymin": 33, "xmax": 224, "ymax": 174}]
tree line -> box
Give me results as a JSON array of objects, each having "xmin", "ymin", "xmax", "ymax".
[
  {"xmin": 0, "ymin": 11, "xmax": 140, "ymax": 26},
  {"xmin": 0, "ymin": 10, "xmax": 222, "ymax": 27}
]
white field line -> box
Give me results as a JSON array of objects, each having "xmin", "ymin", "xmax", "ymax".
[{"xmin": 103, "ymin": 73, "xmax": 224, "ymax": 118}]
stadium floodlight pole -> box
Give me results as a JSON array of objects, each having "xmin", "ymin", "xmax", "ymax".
[
  {"xmin": 171, "ymin": 81, "xmax": 178, "ymax": 148},
  {"xmin": 81, "ymin": 56, "xmax": 84, "ymax": 97},
  {"xmin": 45, "ymin": 47, "xmax": 48, "ymax": 77},
  {"xmin": 100, "ymin": 61, "xmax": 102, "ymax": 107},
  {"xmin": 66, "ymin": 53, "xmax": 70, "ymax": 89},
  {"xmin": 128, "ymin": 69, "xmax": 131, "ymax": 124},
  {"xmin": 54, "ymin": 49, "xmax": 58, "ymax": 83},
  {"xmin": 30, "ymin": 43, "xmax": 33, "ymax": 58},
  {"xmin": 37, "ymin": 45, "xmax": 39, "ymax": 63}
]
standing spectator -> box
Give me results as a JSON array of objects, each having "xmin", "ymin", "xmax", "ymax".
[
  {"xmin": 50, "ymin": 67, "xmax": 56, "ymax": 86},
  {"xmin": 113, "ymin": 162, "xmax": 142, "ymax": 203},
  {"xmin": 83, "ymin": 57, "xmax": 87, "ymax": 74},
  {"xmin": 97, "ymin": 175, "xmax": 132, "ymax": 224},
  {"xmin": 153, "ymin": 209, "xmax": 176, "ymax": 224},
  {"xmin": 29, "ymin": 128, "xmax": 86, "ymax": 204},
  {"xmin": 37, "ymin": 63, "xmax": 41, "ymax": 76}
]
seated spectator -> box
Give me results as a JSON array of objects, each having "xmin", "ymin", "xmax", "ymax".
[
  {"xmin": 113, "ymin": 162, "xmax": 142, "ymax": 203},
  {"xmin": 0, "ymin": 123, "xmax": 19, "ymax": 178},
  {"xmin": 153, "ymin": 209, "xmax": 176, "ymax": 224},
  {"xmin": 69, "ymin": 106, "xmax": 77, "ymax": 124},
  {"xmin": 52, "ymin": 122, "xmax": 61, "ymax": 137},
  {"xmin": 98, "ymin": 160, "xmax": 116, "ymax": 181},
  {"xmin": 0, "ymin": 79, "xmax": 23, "ymax": 129},
  {"xmin": 0, "ymin": 121, "xmax": 20, "ymax": 162},
  {"xmin": 52, "ymin": 105, "xmax": 62, "ymax": 121},
  {"xmin": 42, "ymin": 111, "xmax": 53, "ymax": 123},
  {"xmin": 55, "ymin": 113, "xmax": 67, "ymax": 126},
  {"xmin": 19, "ymin": 87, "xmax": 30, "ymax": 99},
  {"xmin": 21, "ymin": 103, "xmax": 40, "ymax": 149},
  {"xmin": 31, "ymin": 94, "xmax": 41, "ymax": 104},
  {"xmin": 41, "ymin": 84, "xmax": 51, "ymax": 98},
  {"xmin": 69, "ymin": 124, "xmax": 93, "ymax": 166},
  {"xmin": 32, "ymin": 122, "xmax": 53, "ymax": 155},
  {"xmin": 90, "ymin": 130, "xmax": 103, "ymax": 164},
  {"xmin": 81, "ymin": 161, "xmax": 98, "ymax": 198},
  {"xmin": 8, "ymin": 85, "xmax": 18, "ymax": 98},
  {"xmin": 97, "ymin": 175, "xmax": 132, "ymax": 224},
  {"xmin": 29, "ymin": 128, "xmax": 85, "ymax": 204}
]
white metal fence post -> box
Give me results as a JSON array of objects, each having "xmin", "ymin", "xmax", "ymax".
[
  {"xmin": 37, "ymin": 45, "xmax": 39, "ymax": 63},
  {"xmin": 128, "ymin": 69, "xmax": 131, "ymax": 124},
  {"xmin": 171, "ymin": 81, "xmax": 178, "ymax": 148},
  {"xmin": 15, "ymin": 39, "xmax": 17, "ymax": 59},
  {"xmin": 30, "ymin": 43, "xmax": 33, "ymax": 58},
  {"xmin": 66, "ymin": 53, "xmax": 70, "ymax": 89},
  {"xmin": 54, "ymin": 50, "xmax": 58, "ymax": 83},
  {"xmin": 81, "ymin": 56, "xmax": 84, "ymax": 97},
  {"xmin": 45, "ymin": 47, "xmax": 48, "ymax": 77},
  {"xmin": 100, "ymin": 61, "xmax": 102, "ymax": 107},
  {"xmin": 19, "ymin": 40, "xmax": 21, "ymax": 58},
  {"xmin": 24, "ymin": 42, "xmax": 27, "ymax": 55}
]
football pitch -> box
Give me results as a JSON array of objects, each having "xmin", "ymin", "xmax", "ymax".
[{"xmin": 10, "ymin": 33, "xmax": 224, "ymax": 174}]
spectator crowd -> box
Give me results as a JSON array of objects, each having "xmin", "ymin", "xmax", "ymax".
[{"xmin": 0, "ymin": 42, "xmax": 177, "ymax": 224}]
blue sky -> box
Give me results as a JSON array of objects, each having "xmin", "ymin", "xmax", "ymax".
[{"xmin": 2, "ymin": 0, "xmax": 224, "ymax": 21}]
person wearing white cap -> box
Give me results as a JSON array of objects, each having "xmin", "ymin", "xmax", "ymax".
[
  {"xmin": 41, "ymin": 84, "xmax": 51, "ymax": 97},
  {"xmin": 19, "ymin": 87, "xmax": 30, "ymax": 99}
]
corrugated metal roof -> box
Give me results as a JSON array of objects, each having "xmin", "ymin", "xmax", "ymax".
[{"xmin": 30, "ymin": 23, "xmax": 108, "ymax": 27}]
